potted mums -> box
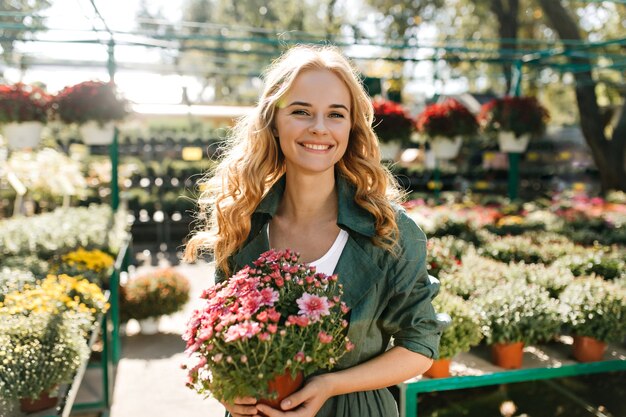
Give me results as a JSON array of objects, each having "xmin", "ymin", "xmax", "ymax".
[
  {"xmin": 0, "ymin": 83, "xmax": 50, "ymax": 149},
  {"xmin": 559, "ymin": 277, "xmax": 626, "ymax": 362},
  {"xmin": 426, "ymin": 291, "xmax": 482, "ymax": 378},
  {"xmin": 183, "ymin": 249, "xmax": 353, "ymax": 407},
  {"xmin": 416, "ymin": 99, "xmax": 478, "ymax": 160},
  {"xmin": 121, "ymin": 268, "xmax": 191, "ymax": 334},
  {"xmin": 52, "ymin": 80, "xmax": 129, "ymax": 145},
  {"xmin": 475, "ymin": 280, "xmax": 561, "ymax": 369},
  {"xmin": 478, "ymin": 96, "xmax": 549, "ymax": 153}
]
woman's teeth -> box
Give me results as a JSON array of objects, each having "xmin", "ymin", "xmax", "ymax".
[{"xmin": 302, "ymin": 143, "xmax": 331, "ymax": 150}]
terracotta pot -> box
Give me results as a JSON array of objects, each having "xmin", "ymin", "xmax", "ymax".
[
  {"xmin": 258, "ymin": 369, "xmax": 304, "ymax": 410},
  {"xmin": 20, "ymin": 390, "xmax": 58, "ymax": 413},
  {"xmin": 573, "ymin": 335, "xmax": 607, "ymax": 363},
  {"xmin": 491, "ymin": 341, "xmax": 524, "ymax": 369},
  {"xmin": 424, "ymin": 358, "xmax": 451, "ymax": 378}
]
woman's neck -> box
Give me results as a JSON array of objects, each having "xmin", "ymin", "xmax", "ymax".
[{"xmin": 278, "ymin": 170, "xmax": 338, "ymax": 225}]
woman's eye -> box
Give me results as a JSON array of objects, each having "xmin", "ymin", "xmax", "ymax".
[
  {"xmin": 291, "ymin": 109, "xmax": 309, "ymax": 115},
  {"xmin": 329, "ymin": 112, "xmax": 345, "ymax": 118}
]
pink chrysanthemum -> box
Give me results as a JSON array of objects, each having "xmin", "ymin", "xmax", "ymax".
[{"xmin": 296, "ymin": 292, "xmax": 330, "ymax": 321}]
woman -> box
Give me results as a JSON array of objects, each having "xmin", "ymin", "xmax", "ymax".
[{"xmin": 185, "ymin": 45, "xmax": 446, "ymax": 417}]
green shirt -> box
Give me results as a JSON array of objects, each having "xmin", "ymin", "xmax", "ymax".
[{"xmin": 218, "ymin": 174, "xmax": 446, "ymax": 417}]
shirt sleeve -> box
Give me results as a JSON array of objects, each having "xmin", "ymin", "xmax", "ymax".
[{"xmin": 379, "ymin": 211, "xmax": 449, "ymax": 359}]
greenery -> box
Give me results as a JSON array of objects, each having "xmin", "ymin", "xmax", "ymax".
[
  {"xmin": 121, "ymin": 268, "xmax": 190, "ymax": 321},
  {"xmin": 554, "ymin": 249, "xmax": 626, "ymax": 281},
  {"xmin": 183, "ymin": 249, "xmax": 353, "ymax": 404},
  {"xmin": 475, "ymin": 280, "xmax": 562, "ymax": 345},
  {"xmin": 433, "ymin": 291, "xmax": 483, "ymax": 359},
  {"xmin": 559, "ymin": 277, "xmax": 626, "ymax": 343},
  {"xmin": 0, "ymin": 312, "xmax": 90, "ymax": 402},
  {"xmin": 479, "ymin": 232, "xmax": 575, "ymax": 265},
  {"xmin": 52, "ymin": 81, "xmax": 130, "ymax": 126},
  {"xmin": 426, "ymin": 236, "xmax": 471, "ymax": 278},
  {"xmin": 0, "ymin": 83, "xmax": 50, "ymax": 124},
  {"xmin": 0, "ymin": 255, "xmax": 49, "ymax": 279},
  {"xmin": 0, "ymin": 205, "xmax": 127, "ymax": 259}
]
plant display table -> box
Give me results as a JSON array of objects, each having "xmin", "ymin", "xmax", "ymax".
[
  {"xmin": 398, "ymin": 338, "xmax": 626, "ymax": 417},
  {"xmin": 34, "ymin": 237, "xmax": 132, "ymax": 417}
]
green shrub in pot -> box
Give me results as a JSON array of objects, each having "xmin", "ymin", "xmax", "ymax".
[{"xmin": 433, "ymin": 291, "xmax": 483, "ymax": 359}]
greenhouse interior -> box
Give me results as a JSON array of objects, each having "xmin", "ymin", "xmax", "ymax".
[{"xmin": 0, "ymin": 1, "xmax": 625, "ymax": 417}]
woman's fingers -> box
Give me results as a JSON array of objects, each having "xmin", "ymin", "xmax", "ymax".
[{"xmin": 223, "ymin": 397, "xmax": 259, "ymax": 417}]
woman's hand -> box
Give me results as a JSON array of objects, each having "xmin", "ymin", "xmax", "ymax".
[
  {"xmin": 223, "ymin": 397, "xmax": 260, "ymax": 417},
  {"xmin": 255, "ymin": 376, "xmax": 333, "ymax": 417}
]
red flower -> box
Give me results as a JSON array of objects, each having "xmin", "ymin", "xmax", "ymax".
[
  {"xmin": 371, "ymin": 98, "xmax": 414, "ymax": 144},
  {"xmin": 0, "ymin": 83, "xmax": 50, "ymax": 123},
  {"xmin": 51, "ymin": 80, "xmax": 129, "ymax": 126},
  {"xmin": 478, "ymin": 96, "xmax": 549, "ymax": 137},
  {"xmin": 416, "ymin": 99, "xmax": 478, "ymax": 139}
]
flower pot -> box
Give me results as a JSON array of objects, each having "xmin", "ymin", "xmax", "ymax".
[
  {"xmin": 573, "ymin": 335, "xmax": 607, "ymax": 363},
  {"xmin": 431, "ymin": 135, "xmax": 462, "ymax": 160},
  {"xmin": 491, "ymin": 341, "xmax": 524, "ymax": 369},
  {"xmin": 497, "ymin": 132, "xmax": 530, "ymax": 153},
  {"xmin": 2, "ymin": 121, "xmax": 44, "ymax": 150},
  {"xmin": 424, "ymin": 358, "xmax": 451, "ymax": 379},
  {"xmin": 79, "ymin": 121, "xmax": 115, "ymax": 145},
  {"xmin": 20, "ymin": 389, "xmax": 58, "ymax": 413},
  {"xmin": 139, "ymin": 317, "xmax": 160, "ymax": 335},
  {"xmin": 258, "ymin": 369, "xmax": 304, "ymax": 410},
  {"xmin": 379, "ymin": 141, "xmax": 402, "ymax": 161}
]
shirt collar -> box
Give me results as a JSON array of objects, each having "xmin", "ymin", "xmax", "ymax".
[{"xmin": 254, "ymin": 174, "xmax": 376, "ymax": 238}]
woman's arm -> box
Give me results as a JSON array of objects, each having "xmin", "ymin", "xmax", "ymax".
[{"xmin": 256, "ymin": 346, "xmax": 432, "ymax": 417}]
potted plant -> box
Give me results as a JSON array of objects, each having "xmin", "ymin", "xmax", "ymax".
[
  {"xmin": 0, "ymin": 83, "xmax": 50, "ymax": 149},
  {"xmin": 183, "ymin": 249, "xmax": 353, "ymax": 407},
  {"xmin": 475, "ymin": 280, "xmax": 562, "ymax": 369},
  {"xmin": 371, "ymin": 98, "xmax": 414, "ymax": 160},
  {"xmin": 121, "ymin": 268, "xmax": 190, "ymax": 334},
  {"xmin": 559, "ymin": 277, "xmax": 626, "ymax": 362},
  {"xmin": 478, "ymin": 96, "xmax": 549, "ymax": 153},
  {"xmin": 416, "ymin": 99, "xmax": 478, "ymax": 159},
  {"xmin": 0, "ymin": 312, "xmax": 90, "ymax": 412},
  {"xmin": 52, "ymin": 247, "xmax": 115, "ymax": 287},
  {"xmin": 426, "ymin": 291, "xmax": 482, "ymax": 378},
  {"xmin": 51, "ymin": 81, "xmax": 129, "ymax": 145}
]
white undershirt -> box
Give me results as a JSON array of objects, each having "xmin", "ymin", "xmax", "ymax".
[{"xmin": 266, "ymin": 223, "xmax": 349, "ymax": 276}]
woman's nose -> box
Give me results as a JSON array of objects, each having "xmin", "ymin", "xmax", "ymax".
[{"xmin": 309, "ymin": 115, "xmax": 329, "ymax": 135}]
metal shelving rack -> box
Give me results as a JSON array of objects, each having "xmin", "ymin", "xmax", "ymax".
[{"xmin": 398, "ymin": 340, "xmax": 626, "ymax": 417}]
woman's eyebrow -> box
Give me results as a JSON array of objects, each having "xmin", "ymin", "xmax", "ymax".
[{"xmin": 286, "ymin": 101, "xmax": 349, "ymax": 111}]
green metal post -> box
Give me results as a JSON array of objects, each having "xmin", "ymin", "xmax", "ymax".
[
  {"xmin": 508, "ymin": 152, "xmax": 520, "ymax": 200},
  {"xmin": 109, "ymin": 131, "xmax": 119, "ymax": 211},
  {"xmin": 433, "ymin": 160, "xmax": 441, "ymax": 199},
  {"xmin": 507, "ymin": 60, "xmax": 523, "ymax": 200}
]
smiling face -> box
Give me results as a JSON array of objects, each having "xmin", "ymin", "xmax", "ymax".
[{"xmin": 273, "ymin": 69, "xmax": 352, "ymax": 177}]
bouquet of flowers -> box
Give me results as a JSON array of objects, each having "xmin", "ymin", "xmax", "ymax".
[
  {"xmin": 183, "ymin": 249, "xmax": 353, "ymax": 405},
  {"xmin": 478, "ymin": 96, "xmax": 549, "ymax": 138},
  {"xmin": 416, "ymin": 99, "xmax": 478, "ymax": 139},
  {"xmin": 51, "ymin": 80, "xmax": 129, "ymax": 126},
  {"xmin": 0, "ymin": 83, "xmax": 50, "ymax": 124},
  {"xmin": 371, "ymin": 98, "xmax": 414, "ymax": 145}
]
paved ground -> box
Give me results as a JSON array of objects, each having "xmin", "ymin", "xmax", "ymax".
[{"xmin": 74, "ymin": 260, "xmax": 226, "ymax": 417}]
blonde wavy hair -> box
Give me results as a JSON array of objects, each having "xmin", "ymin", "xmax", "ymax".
[{"xmin": 185, "ymin": 44, "xmax": 403, "ymax": 276}]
